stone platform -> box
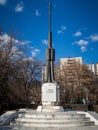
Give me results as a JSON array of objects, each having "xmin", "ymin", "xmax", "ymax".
[
  {"xmin": 1, "ymin": 109, "xmax": 98, "ymax": 129},
  {"xmin": 9, "ymin": 109, "xmax": 95, "ymax": 128}
]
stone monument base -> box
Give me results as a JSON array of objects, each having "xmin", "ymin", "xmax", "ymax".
[
  {"xmin": 42, "ymin": 82, "xmax": 59, "ymax": 103},
  {"xmin": 37, "ymin": 105, "xmax": 64, "ymax": 112},
  {"xmin": 37, "ymin": 82, "xmax": 64, "ymax": 112}
]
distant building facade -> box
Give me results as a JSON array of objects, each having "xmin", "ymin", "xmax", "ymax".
[
  {"xmin": 60, "ymin": 57, "xmax": 83, "ymax": 67},
  {"xmin": 42, "ymin": 57, "xmax": 98, "ymax": 82},
  {"xmin": 59, "ymin": 57, "xmax": 83, "ymax": 88},
  {"xmin": 42, "ymin": 57, "xmax": 83, "ymax": 82},
  {"xmin": 42, "ymin": 66, "xmax": 47, "ymax": 83},
  {"xmin": 87, "ymin": 63, "xmax": 98, "ymax": 76}
]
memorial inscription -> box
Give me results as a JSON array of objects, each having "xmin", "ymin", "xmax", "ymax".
[
  {"xmin": 47, "ymin": 89, "xmax": 54, "ymax": 93},
  {"xmin": 42, "ymin": 83, "xmax": 57, "ymax": 102}
]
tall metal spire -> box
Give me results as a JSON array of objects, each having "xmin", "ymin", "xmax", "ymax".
[
  {"xmin": 46, "ymin": 2, "xmax": 55, "ymax": 83},
  {"xmin": 48, "ymin": 2, "xmax": 52, "ymax": 48},
  {"xmin": 49, "ymin": 2, "xmax": 51, "ymax": 32}
]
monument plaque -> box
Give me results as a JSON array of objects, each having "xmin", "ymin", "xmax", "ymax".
[{"xmin": 42, "ymin": 83, "xmax": 59, "ymax": 103}]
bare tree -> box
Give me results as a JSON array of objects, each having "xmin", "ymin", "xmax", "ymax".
[
  {"xmin": 0, "ymin": 32, "xmax": 43, "ymax": 109},
  {"xmin": 0, "ymin": 32, "xmax": 25, "ymax": 105},
  {"xmin": 55, "ymin": 61, "xmax": 96, "ymax": 105},
  {"xmin": 17, "ymin": 59, "xmax": 42, "ymax": 105}
]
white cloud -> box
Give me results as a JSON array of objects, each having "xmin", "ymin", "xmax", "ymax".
[
  {"xmin": 0, "ymin": 33, "xmax": 10, "ymax": 44},
  {"xmin": 57, "ymin": 25, "xmax": 67, "ymax": 34},
  {"xmin": 10, "ymin": 50, "xmax": 24, "ymax": 61},
  {"xmin": 23, "ymin": 57, "xmax": 34, "ymax": 62},
  {"xmin": 74, "ymin": 31, "xmax": 82, "ymax": 37},
  {"xmin": 21, "ymin": 40, "xmax": 31, "ymax": 45},
  {"xmin": 62, "ymin": 25, "xmax": 66, "ymax": 30},
  {"xmin": 81, "ymin": 46, "xmax": 87, "ymax": 52},
  {"xmin": 0, "ymin": 0, "xmax": 7, "ymax": 5},
  {"xmin": 35, "ymin": 9, "xmax": 40, "ymax": 16},
  {"xmin": 75, "ymin": 39, "xmax": 89, "ymax": 46},
  {"xmin": 31, "ymin": 48, "xmax": 40, "ymax": 57},
  {"xmin": 0, "ymin": 33, "xmax": 25, "ymax": 60},
  {"xmin": 74, "ymin": 39, "xmax": 89, "ymax": 53},
  {"xmin": 89, "ymin": 34, "xmax": 98, "ymax": 42},
  {"xmin": 15, "ymin": 1, "xmax": 24, "ymax": 12},
  {"xmin": 11, "ymin": 46, "xmax": 18, "ymax": 52},
  {"xmin": 41, "ymin": 39, "xmax": 48, "ymax": 45},
  {"xmin": 0, "ymin": 33, "xmax": 31, "ymax": 46},
  {"xmin": 11, "ymin": 46, "xmax": 24, "ymax": 56},
  {"xmin": 14, "ymin": 39, "xmax": 31, "ymax": 45}
]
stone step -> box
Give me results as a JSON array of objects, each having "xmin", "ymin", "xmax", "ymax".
[
  {"xmin": 18, "ymin": 113, "xmax": 86, "ymax": 119},
  {"xmin": 16, "ymin": 117, "xmax": 90, "ymax": 121},
  {"xmin": 19, "ymin": 111, "xmax": 79, "ymax": 114},
  {"xmin": 10, "ymin": 110, "xmax": 96, "ymax": 128},
  {"xmin": 11, "ymin": 121, "xmax": 95, "ymax": 127},
  {"xmin": 15, "ymin": 117, "xmax": 90, "ymax": 123},
  {"xmin": 11, "ymin": 113, "xmax": 94, "ymax": 127}
]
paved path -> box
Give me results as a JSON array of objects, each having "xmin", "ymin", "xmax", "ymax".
[{"xmin": 0, "ymin": 126, "xmax": 98, "ymax": 130}]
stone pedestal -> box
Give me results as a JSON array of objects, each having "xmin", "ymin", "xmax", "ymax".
[
  {"xmin": 42, "ymin": 82, "xmax": 59, "ymax": 104},
  {"xmin": 37, "ymin": 82, "xmax": 64, "ymax": 112}
]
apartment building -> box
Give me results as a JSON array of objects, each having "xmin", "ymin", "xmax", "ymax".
[
  {"xmin": 87, "ymin": 63, "xmax": 98, "ymax": 76},
  {"xmin": 42, "ymin": 57, "xmax": 98, "ymax": 83},
  {"xmin": 59, "ymin": 57, "xmax": 83, "ymax": 87},
  {"xmin": 60, "ymin": 57, "xmax": 83, "ymax": 67}
]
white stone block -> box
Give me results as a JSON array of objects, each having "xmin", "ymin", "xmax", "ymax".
[
  {"xmin": 42, "ymin": 82, "xmax": 59, "ymax": 104},
  {"xmin": 36, "ymin": 105, "xmax": 42, "ymax": 112}
]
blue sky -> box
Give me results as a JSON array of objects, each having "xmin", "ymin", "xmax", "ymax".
[{"xmin": 0, "ymin": 0, "xmax": 98, "ymax": 64}]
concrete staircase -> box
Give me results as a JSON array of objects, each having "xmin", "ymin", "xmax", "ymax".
[{"xmin": 10, "ymin": 110, "xmax": 95, "ymax": 128}]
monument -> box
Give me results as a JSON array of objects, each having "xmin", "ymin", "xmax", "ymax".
[
  {"xmin": 37, "ymin": 2, "xmax": 63, "ymax": 112},
  {"xmin": 0, "ymin": 3, "xmax": 96, "ymax": 128}
]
